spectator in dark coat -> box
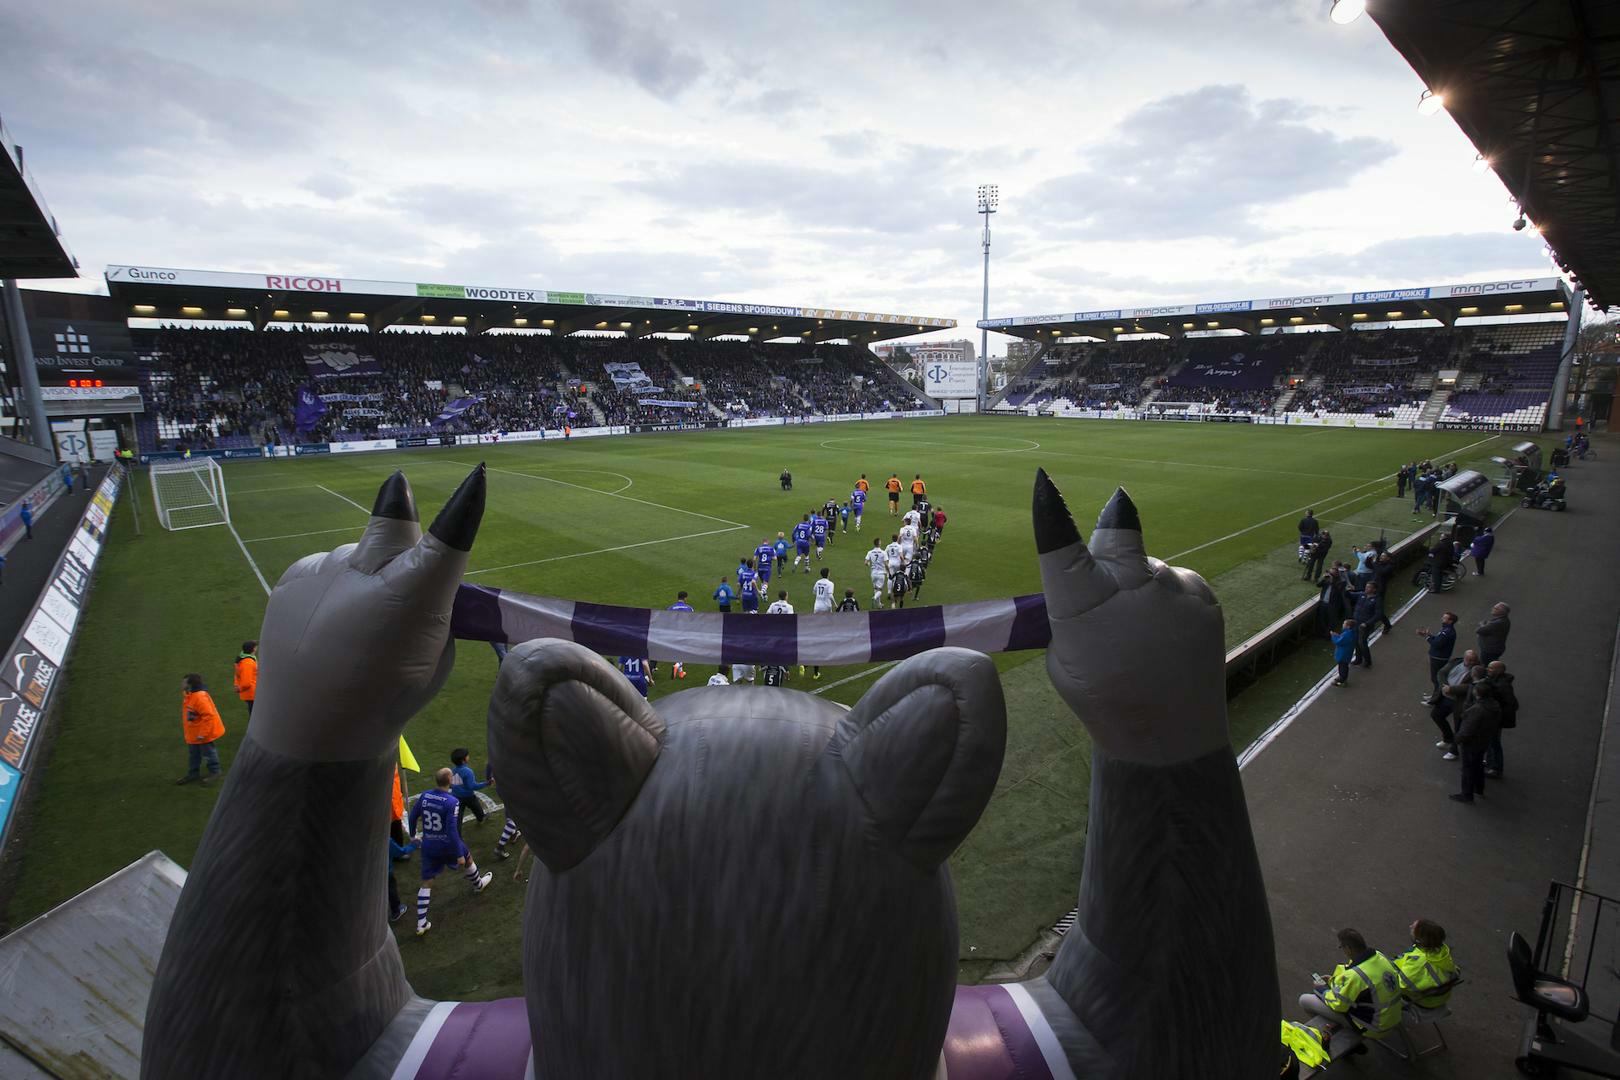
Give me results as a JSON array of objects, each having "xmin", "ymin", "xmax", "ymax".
[
  {"xmin": 1417, "ymin": 612, "xmax": 1458, "ymax": 701},
  {"xmin": 1298, "ymin": 509, "xmax": 1320, "ymax": 548},
  {"xmin": 1316, "ymin": 565, "xmax": 1351, "ymax": 637},
  {"xmin": 1451, "ymin": 675, "xmax": 1501, "ymax": 803},
  {"xmin": 1396, "ymin": 463, "xmax": 1411, "ymax": 498},
  {"xmin": 1303, "ymin": 529, "xmax": 1333, "ymax": 582},
  {"xmin": 1485, "ymin": 661, "xmax": 1518, "ymax": 778},
  {"xmin": 1352, "ymin": 584, "xmax": 1379, "ymax": 668},
  {"xmin": 1372, "ymin": 552, "xmax": 1396, "ymax": 632},
  {"xmin": 1476, "ymin": 603, "xmax": 1511, "ymax": 664},
  {"xmin": 1468, "ymin": 527, "xmax": 1495, "ymax": 576}
]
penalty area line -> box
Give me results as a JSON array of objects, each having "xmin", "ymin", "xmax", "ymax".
[
  {"xmin": 228, "ymin": 521, "xmax": 273, "ymax": 597},
  {"xmin": 317, "ymin": 484, "xmax": 371, "ymax": 515}
]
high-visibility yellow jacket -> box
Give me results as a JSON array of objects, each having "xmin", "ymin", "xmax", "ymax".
[
  {"xmin": 1322, "ymin": 950, "xmax": 1404, "ymax": 1033},
  {"xmin": 1395, "ymin": 943, "xmax": 1459, "ymax": 1008},
  {"xmin": 1281, "ymin": 1020, "xmax": 1331, "ymax": 1068}
]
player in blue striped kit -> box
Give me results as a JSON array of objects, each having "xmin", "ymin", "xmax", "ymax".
[
  {"xmin": 851, "ymin": 487, "xmax": 867, "ymax": 531},
  {"xmin": 791, "ymin": 516, "xmax": 812, "ymax": 572},
  {"xmin": 407, "ymin": 768, "xmax": 493, "ymax": 938}
]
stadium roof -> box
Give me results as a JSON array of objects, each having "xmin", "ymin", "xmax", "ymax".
[
  {"xmin": 0, "ymin": 115, "xmax": 76, "ymax": 280},
  {"xmin": 103, "ymin": 264, "xmax": 955, "ymax": 343},
  {"xmin": 1366, "ymin": 0, "xmax": 1620, "ymax": 310},
  {"xmin": 979, "ymin": 276, "xmax": 1572, "ymax": 342}
]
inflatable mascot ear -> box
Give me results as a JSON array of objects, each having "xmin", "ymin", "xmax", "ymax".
[
  {"xmin": 490, "ymin": 644, "xmax": 1005, "ymax": 1080},
  {"xmin": 486, "ymin": 639, "xmax": 665, "ymax": 872},
  {"xmin": 829, "ymin": 646, "xmax": 1007, "ymax": 870}
]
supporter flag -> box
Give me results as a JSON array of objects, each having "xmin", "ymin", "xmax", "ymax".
[
  {"xmin": 294, "ymin": 385, "xmax": 328, "ymax": 433},
  {"xmin": 433, "ymin": 395, "xmax": 484, "ymax": 426}
]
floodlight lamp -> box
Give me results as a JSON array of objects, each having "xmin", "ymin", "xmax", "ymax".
[
  {"xmin": 1417, "ymin": 89, "xmax": 1445, "ymax": 116},
  {"xmin": 1512, "ymin": 213, "xmax": 1527, "ymax": 232},
  {"xmin": 977, "ymin": 184, "xmax": 999, "ymax": 210},
  {"xmin": 1329, "ymin": 0, "xmax": 1366, "ymax": 23}
]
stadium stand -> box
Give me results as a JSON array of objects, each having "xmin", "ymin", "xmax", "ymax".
[
  {"xmin": 129, "ymin": 328, "xmax": 925, "ymax": 453},
  {"xmin": 994, "ymin": 320, "xmax": 1567, "ymax": 429}
]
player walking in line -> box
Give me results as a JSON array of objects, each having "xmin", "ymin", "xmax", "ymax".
[
  {"xmin": 910, "ymin": 474, "xmax": 927, "ymax": 509},
  {"xmin": 753, "ymin": 538, "xmax": 776, "ymax": 594},
  {"xmin": 855, "ymin": 473, "xmax": 871, "ymax": 496},
  {"xmin": 907, "ymin": 547, "xmax": 930, "ymax": 602},
  {"xmin": 851, "ymin": 486, "xmax": 866, "ymax": 531},
  {"xmin": 899, "ymin": 518, "xmax": 919, "ymax": 564},
  {"xmin": 767, "ymin": 591, "xmax": 794, "ymax": 616},
  {"xmin": 791, "ymin": 515, "xmax": 812, "ymax": 571},
  {"xmin": 737, "ymin": 555, "xmax": 758, "ymax": 596},
  {"xmin": 773, "ymin": 532, "xmax": 789, "ymax": 574},
  {"xmin": 885, "ymin": 533, "xmax": 905, "ymax": 580},
  {"xmin": 760, "ymin": 661, "xmax": 789, "ymax": 687},
  {"xmin": 886, "ymin": 473, "xmax": 902, "ymax": 515},
  {"xmin": 713, "ymin": 576, "xmax": 734, "ymax": 613},
  {"xmin": 839, "ymin": 499, "xmax": 851, "ymax": 534},
  {"xmin": 822, "ymin": 498, "xmax": 840, "ymax": 546},
  {"xmin": 707, "ymin": 669, "xmax": 730, "ymax": 686},
  {"xmin": 810, "ymin": 509, "xmax": 829, "ymax": 564},
  {"xmin": 807, "ymin": 568, "xmax": 837, "ymax": 680},
  {"xmin": 740, "ymin": 566, "xmax": 761, "ymax": 614},
  {"xmin": 668, "ymin": 591, "xmax": 695, "ymax": 679},
  {"xmin": 865, "ymin": 539, "xmax": 888, "ymax": 608},
  {"xmin": 448, "ymin": 748, "xmax": 489, "ymax": 827},
  {"xmin": 408, "ymin": 768, "xmax": 493, "ymax": 938},
  {"xmin": 618, "ymin": 656, "xmax": 653, "ymax": 697},
  {"xmin": 889, "ymin": 561, "xmax": 911, "ymax": 609}
]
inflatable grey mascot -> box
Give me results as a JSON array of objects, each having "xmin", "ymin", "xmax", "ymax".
[{"xmin": 143, "ymin": 465, "xmax": 1277, "ymax": 1079}]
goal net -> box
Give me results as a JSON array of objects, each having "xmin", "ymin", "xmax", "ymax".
[{"xmin": 150, "ymin": 459, "xmax": 230, "ymax": 531}]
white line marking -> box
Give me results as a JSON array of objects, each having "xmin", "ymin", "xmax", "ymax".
[
  {"xmin": 811, "ymin": 661, "xmax": 896, "ymax": 695},
  {"xmin": 244, "ymin": 524, "xmax": 366, "ymax": 543},
  {"xmin": 1165, "ymin": 433, "xmax": 1503, "ymax": 562},
  {"xmin": 227, "ymin": 521, "xmax": 273, "ymax": 597},
  {"xmin": 231, "ymin": 484, "xmax": 319, "ymax": 495},
  {"xmin": 317, "ymin": 484, "xmax": 371, "ymax": 514},
  {"xmin": 537, "ymin": 468, "xmax": 635, "ymax": 495},
  {"xmin": 443, "ymin": 459, "xmax": 747, "ymax": 528},
  {"xmin": 819, "ymin": 436, "xmax": 1041, "ymax": 457},
  {"xmin": 466, "ymin": 525, "xmax": 747, "ymax": 576}
]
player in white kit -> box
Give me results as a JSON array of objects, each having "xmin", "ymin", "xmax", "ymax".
[
  {"xmin": 865, "ymin": 539, "xmax": 888, "ymax": 608},
  {"xmin": 898, "ymin": 521, "xmax": 919, "ymax": 562}
]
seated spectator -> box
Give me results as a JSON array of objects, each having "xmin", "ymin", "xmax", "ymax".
[
  {"xmin": 1394, "ymin": 919, "xmax": 1460, "ymax": 1008},
  {"xmin": 1297, "ymin": 928, "xmax": 1405, "ymax": 1055}
]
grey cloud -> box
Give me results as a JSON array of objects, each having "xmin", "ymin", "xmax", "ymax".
[
  {"xmin": 824, "ymin": 130, "xmax": 881, "ymax": 157},
  {"xmin": 304, "ymin": 174, "xmax": 358, "ymax": 201},
  {"xmin": 557, "ymin": 0, "xmax": 707, "ymax": 97},
  {"xmin": 0, "ymin": 10, "xmax": 309, "ymax": 160},
  {"xmin": 1027, "ymin": 84, "xmax": 1397, "ymax": 241},
  {"xmin": 620, "ymin": 145, "xmax": 978, "ymax": 235},
  {"xmin": 732, "ymin": 87, "xmax": 819, "ymax": 116},
  {"xmin": 1281, "ymin": 232, "xmax": 1551, "ymax": 284}
]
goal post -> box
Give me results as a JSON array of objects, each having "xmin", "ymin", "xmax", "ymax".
[{"xmin": 150, "ymin": 459, "xmax": 230, "ymax": 531}]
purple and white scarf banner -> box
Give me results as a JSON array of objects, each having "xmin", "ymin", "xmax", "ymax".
[{"xmin": 451, "ymin": 584, "xmax": 1052, "ymax": 665}]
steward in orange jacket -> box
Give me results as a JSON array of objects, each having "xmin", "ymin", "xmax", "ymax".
[
  {"xmin": 178, "ymin": 674, "xmax": 225, "ymax": 785},
  {"xmin": 234, "ymin": 641, "xmax": 258, "ymax": 715}
]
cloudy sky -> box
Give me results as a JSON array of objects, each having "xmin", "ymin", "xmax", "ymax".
[{"xmin": 1, "ymin": 0, "xmax": 1556, "ymax": 352}]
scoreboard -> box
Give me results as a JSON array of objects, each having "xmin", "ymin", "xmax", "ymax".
[{"xmin": 38, "ymin": 369, "xmax": 144, "ymax": 415}]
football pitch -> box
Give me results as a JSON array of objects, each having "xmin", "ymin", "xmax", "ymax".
[{"xmin": 0, "ymin": 416, "xmax": 1517, "ymax": 997}]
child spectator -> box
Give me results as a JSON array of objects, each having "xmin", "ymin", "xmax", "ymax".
[
  {"xmin": 1330, "ymin": 620, "xmax": 1357, "ymax": 687},
  {"xmin": 387, "ymin": 834, "xmax": 418, "ymax": 923},
  {"xmin": 176, "ymin": 673, "xmax": 225, "ymax": 785},
  {"xmin": 449, "ymin": 747, "xmax": 489, "ymax": 826}
]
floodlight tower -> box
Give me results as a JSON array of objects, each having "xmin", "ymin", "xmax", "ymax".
[{"xmin": 977, "ymin": 184, "xmax": 998, "ymax": 409}]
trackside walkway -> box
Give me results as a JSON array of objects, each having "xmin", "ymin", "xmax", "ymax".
[
  {"xmin": 1246, "ymin": 443, "xmax": 1619, "ymax": 1078},
  {"xmin": 0, "ymin": 467, "xmax": 102, "ymax": 654}
]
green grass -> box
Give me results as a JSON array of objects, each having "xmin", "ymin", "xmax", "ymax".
[{"xmin": 0, "ymin": 417, "xmax": 1525, "ymax": 997}]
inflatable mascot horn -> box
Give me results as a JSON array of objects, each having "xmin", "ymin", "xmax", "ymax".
[{"xmin": 143, "ymin": 465, "xmax": 1277, "ymax": 1079}]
